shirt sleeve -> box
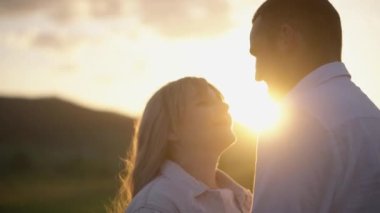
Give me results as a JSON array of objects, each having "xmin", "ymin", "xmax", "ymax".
[{"xmin": 252, "ymin": 108, "xmax": 337, "ymax": 213}]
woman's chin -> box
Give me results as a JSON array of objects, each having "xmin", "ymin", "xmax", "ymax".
[{"xmin": 221, "ymin": 132, "xmax": 237, "ymax": 149}]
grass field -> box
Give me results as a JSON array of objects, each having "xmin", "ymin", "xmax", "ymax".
[
  {"xmin": 0, "ymin": 174, "xmax": 118, "ymax": 213},
  {"xmin": 0, "ymin": 145, "xmax": 256, "ymax": 213}
]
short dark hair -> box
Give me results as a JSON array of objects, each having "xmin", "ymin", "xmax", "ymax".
[{"xmin": 253, "ymin": 0, "xmax": 342, "ymax": 60}]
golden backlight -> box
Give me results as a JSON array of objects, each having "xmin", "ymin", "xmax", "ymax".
[
  {"xmin": 224, "ymin": 83, "xmax": 282, "ymax": 133},
  {"xmin": 64, "ymin": 23, "xmax": 285, "ymax": 134}
]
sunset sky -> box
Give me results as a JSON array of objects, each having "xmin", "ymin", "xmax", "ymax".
[{"xmin": 1, "ymin": 0, "xmax": 379, "ymax": 131}]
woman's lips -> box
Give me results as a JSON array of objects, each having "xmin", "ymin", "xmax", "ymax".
[{"xmin": 214, "ymin": 115, "xmax": 232, "ymax": 126}]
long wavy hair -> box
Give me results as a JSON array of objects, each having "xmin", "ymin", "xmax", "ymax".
[{"xmin": 109, "ymin": 77, "xmax": 223, "ymax": 213}]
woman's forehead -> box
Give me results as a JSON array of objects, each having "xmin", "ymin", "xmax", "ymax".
[{"xmin": 187, "ymin": 84, "xmax": 220, "ymax": 101}]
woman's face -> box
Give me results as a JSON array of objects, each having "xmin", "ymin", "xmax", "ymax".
[{"xmin": 174, "ymin": 85, "xmax": 236, "ymax": 153}]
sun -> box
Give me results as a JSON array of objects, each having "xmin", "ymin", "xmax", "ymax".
[
  {"xmin": 231, "ymin": 97, "xmax": 281, "ymax": 133},
  {"xmin": 223, "ymin": 82, "xmax": 282, "ymax": 133}
]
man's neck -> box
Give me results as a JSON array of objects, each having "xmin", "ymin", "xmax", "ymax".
[{"xmin": 272, "ymin": 59, "xmax": 339, "ymax": 100}]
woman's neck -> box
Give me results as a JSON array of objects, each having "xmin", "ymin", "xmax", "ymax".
[{"xmin": 173, "ymin": 150, "xmax": 220, "ymax": 188}]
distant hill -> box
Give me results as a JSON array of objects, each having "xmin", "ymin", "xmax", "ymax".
[
  {"xmin": 0, "ymin": 97, "xmax": 135, "ymax": 143},
  {"xmin": 0, "ymin": 97, "xmax": 135, "ymax": 176},
  {"xmin": 0, "ymin": 96, "xmax": 256, "ymax": 213}
]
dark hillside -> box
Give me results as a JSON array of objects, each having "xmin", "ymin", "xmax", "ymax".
[{"xmin": 0, "ymin": 96, "xmax": 256, "ymax": 213}]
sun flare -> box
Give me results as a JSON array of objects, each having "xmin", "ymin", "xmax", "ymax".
[{"xmin": 225, "ymin": 83, "xmax": 282, "ymax": 133}]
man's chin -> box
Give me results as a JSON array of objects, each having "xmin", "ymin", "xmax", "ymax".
[
  {"xmin": 255, "ymin": 77, "xmax": 287, "ymax": 100},
  {"xmin": 268, "ymin": 87, "xmax": 285, "ymax": 101}
]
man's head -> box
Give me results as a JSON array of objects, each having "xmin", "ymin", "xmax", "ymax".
[{"xmin": 250, "ymin": 0, "xmax": 342, "ymax": 99}]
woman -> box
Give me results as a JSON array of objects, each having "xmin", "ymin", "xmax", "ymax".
[{"xmin": 111, "ymin": 77, "xmax": 252, "ymax": 213}]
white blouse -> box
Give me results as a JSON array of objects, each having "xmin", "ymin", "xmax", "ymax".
[{"xmin": 126, "ymin": 160, "xmax": 252, "ymax": 213}]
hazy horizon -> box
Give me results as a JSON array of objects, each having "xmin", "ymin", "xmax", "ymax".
[{"xmin": 1, "ymin": 0, "xmax": 379, "ymax": 131}]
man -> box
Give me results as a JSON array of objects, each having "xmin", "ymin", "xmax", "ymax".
[{"xmin": 250, "ymin": 0, "xmax": 380, "ymax": 212}]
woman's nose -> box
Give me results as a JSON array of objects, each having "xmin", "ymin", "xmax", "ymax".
[{"xmin": 220, "ymin": 101, "xmax": 229, "ymax": 112}]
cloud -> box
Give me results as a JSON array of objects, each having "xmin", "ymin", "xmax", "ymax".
[
  {"xmin": 0, "ymin": 26, "xmax": 102, "ymax": 53},
  {"xmin": 51, "ymin": 0, "xmax": 128, "ymax": 23},
  {"xmin": 58, "ymin": 63, "xmax": 79, "ymax": 73},
  {"xmin": 0, "ymin": 0, "xmax": 127, "ymax": 22},
  {"xmin": 90, "ymin": 0, "xmax": 125, "ymax": 18},
  {"xmin": 0, "ymin": 0, "xmax": 66, "ymax": 16},
  {"xmin": 0, "ymin": 0, "xmax": 233, "ymax": 43},
  {"xmin": 138, "ymin": 0, "xmax": 233, "ymax": 38},
  {"xmin": 32, "ymin": 31, "xmax": 83, "ymax": 51},
  {"xmin": 1, "ymin": 29, "xmax": 96, "ymax": 52},
  {"xmin": 0, "ymin": 30, "xmax": 35, "ymax": 49}
]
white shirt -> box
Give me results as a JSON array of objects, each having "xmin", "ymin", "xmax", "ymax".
[
  {"xmin": 252, "ymin": 62, "xmax": 380, "ymax": 213},
  {"xmin": 126, "ymin": 160, "xmax": 252, "ymax": 213}
]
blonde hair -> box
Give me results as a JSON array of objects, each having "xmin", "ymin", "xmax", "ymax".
[{"xmin": 110, "ymin": 77, "xmax": 223, "ymax": 213}]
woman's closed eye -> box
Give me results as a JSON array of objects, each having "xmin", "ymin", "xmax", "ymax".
[
  {"xmin": 196, "ymin": 100, "xmax": 212, "ymax": 106},
  {"xmin": 196, "ymin": 99, "xmax": 226, "ymax": 109}
]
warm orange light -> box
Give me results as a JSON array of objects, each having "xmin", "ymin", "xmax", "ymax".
[{"xmin": 225, "ymin": 83, "xmax": 282, "ymax": 133}]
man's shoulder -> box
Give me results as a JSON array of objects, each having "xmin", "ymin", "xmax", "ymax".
[
  {"xmin": 295, "ymin": 79, "xmax": 380, "ymax": 130},
  {"xmin": 261, "ymin": 105, "xmax": 330, "ymax": 151},
  {"xmin": 266, "ymin": 104, "xmax": 327, "ymax": 137}
]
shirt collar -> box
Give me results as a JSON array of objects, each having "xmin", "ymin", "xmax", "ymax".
[
  {"xmin": 160, "ymin": 160, "xmax": 207, "ymax": 197},
  {"xmin": 216, "ymin": 170, "xmax": 253, "ymax": 212},
  {"xmin": 160, "ymin": 160, "xmax": 252, "ymax": 211},
  {"xmin": 285, "ymin": 62, "xmax": 351, "ymax": 103}
]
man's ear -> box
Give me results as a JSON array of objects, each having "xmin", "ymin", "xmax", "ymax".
[
  {"xmin": 168, "ymin": 129, "xmax": 179, "ymax": 142},
  {"xmin": 278, "ymin": 24, "xmax": 298, "ymax": 52}
]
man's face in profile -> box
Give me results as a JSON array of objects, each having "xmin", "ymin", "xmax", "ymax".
[
  {"xmin": 250, "ymin": 16, "xmax": 290, "ymax": 98},
  {"xmin": 250, "ymin": 17, "xmax": 277, "ymax": 89}
]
